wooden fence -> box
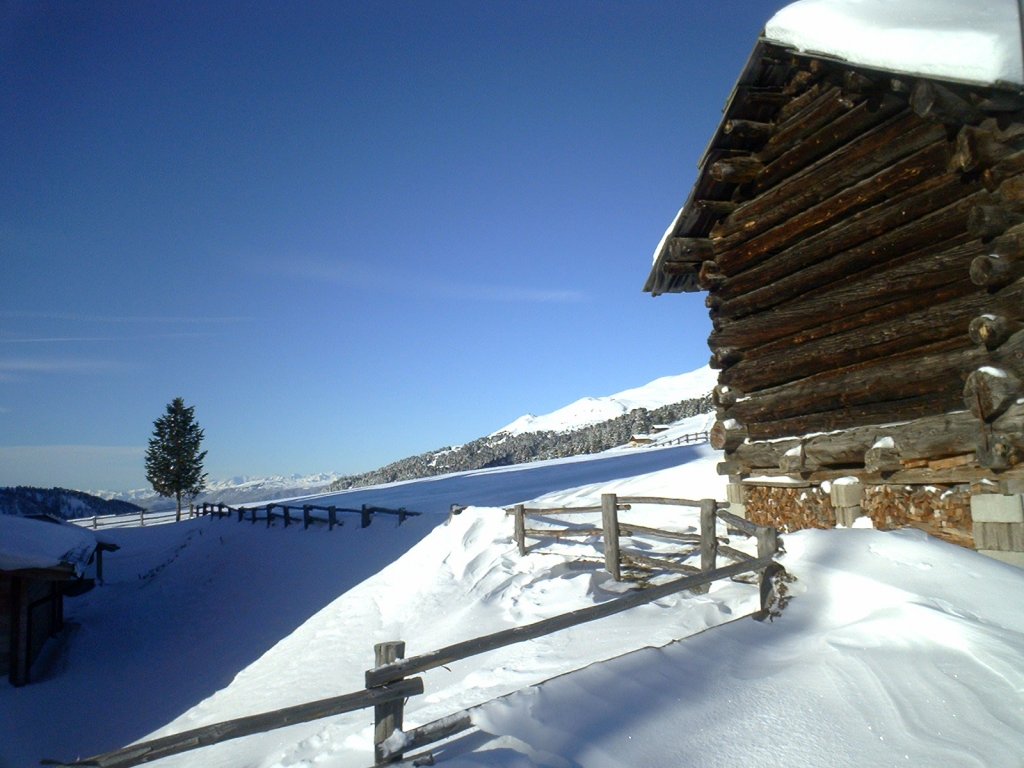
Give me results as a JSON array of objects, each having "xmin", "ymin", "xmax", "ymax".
[
  {"xmin": 657, "ymin": 430, "xmax": 710, "ymax": 447},
  {"xmin": 510, "ymin": 493, "xmax": 777, "ymax": 582},
  {"xmin": 197, "ymin": 502, "xmax": 419, "ymax": 530},
  {"xmin": 73, "ymin": 502, "xmax": 419, "ymax": 531},
  {"xmin": 72, "ymin": 509, "xmax": 183, "ymax": 530},
  {"xmin": 47, "ymin": 498, "xmax": 783, "ymax": 768}
]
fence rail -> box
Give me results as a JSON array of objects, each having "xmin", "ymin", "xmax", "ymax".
[
  {"xmin": 508, "ymin": 493, "xmax": 777, "ymax": 583},
  {"xmin": 198, "ymin": 501, "xmax": 420, "ymax": 529},
  {"xmin": 657, "ymin": 430, "xmax": 710, "ymax": 447},
  {"xmin": 50, "ymin": 494, "xmax": 784, "ymax": 768},
  {"xmin": 71, "ymin": 502, "xmax": 422, "ymax": 532},
  {"xmin": 71, "ymin": 508, "xmax": 184, "ymax": 530}
]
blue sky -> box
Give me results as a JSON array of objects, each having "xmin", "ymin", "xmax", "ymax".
[{"xmin": 1, "ymin": 1, "xmax": 785, "ymax": 491}]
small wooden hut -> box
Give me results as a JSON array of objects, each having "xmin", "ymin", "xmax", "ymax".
[
  {"xmin": 0, "ymin": 515, "xmax": 115, "ymax": 686},
  {"xmin": 645, "ymin": 2, "xmax": 1024, "ymax": 565}
]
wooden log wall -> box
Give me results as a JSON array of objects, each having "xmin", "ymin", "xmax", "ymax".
[{"xmin": 686, "ymin": 51, "xmax": 1024, "ymax": 483}]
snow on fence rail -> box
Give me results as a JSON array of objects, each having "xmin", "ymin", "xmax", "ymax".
[
  {"xmin": 48, "ymin": 496, "xmax": 783, "ymax": 768},
  {"xmin": 509, "ymin": 493, "xmax": 777, "ymax": 582},
  {"xmin": 656, "ymin": 430, "xmax": 710, "ymax": 447},
  {"xmin": 70, "ymin": 502, "xmax": 420, "ymax": 532},
  {"xmin": 197, "ymin": 501, "xmax": 420, "ymax": 529},
  {"xmin": 70, "ymin": 508, "xmax": 184, "ymax": 530}
]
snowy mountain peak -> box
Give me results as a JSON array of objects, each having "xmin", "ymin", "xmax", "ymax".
[{"xmin": 493, "ymin": 366, "xmax": 717, "ymax": 436}]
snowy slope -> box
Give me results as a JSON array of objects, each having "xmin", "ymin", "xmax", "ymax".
[
  {"xmin": 6, "ymin": 443, "xmax": 1024, "ymax": 768},
  {"xmin": 494, "ymin": 365, "xmax": 716, "ymax": 436}
]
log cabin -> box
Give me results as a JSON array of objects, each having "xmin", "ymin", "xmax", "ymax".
[
  {"xmin": 644, "ymin": 1, "xmax": 1024, "ymax": 566},
  {"xmin": 0, "ymin": 515, "xmax": 116, "ymax": 686}
]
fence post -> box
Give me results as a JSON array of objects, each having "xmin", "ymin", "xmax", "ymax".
[
  {"xmin": 92, "ymin": 515, "xmax": 98, "ymax": 530},
  {"xmin": 756, "ymin": 525, "xmax": 779, "ymax": 559},
  {"xmin": 373, "ymin": 640, "xmax": 407, "ymax": 764},
  {"xmin": 329, "ymin": 506, "xmax": 337, "ymax": 531},
  {"xmin": 700, "ymin": 499, "xmax": 718, "ymax": 573},
  {"xmin": 283, "ymin": 506, "xmax": 291, "ymax": 527},
  {"xmin": 303, "ymin": 505, "xmax": 311, "ymax": 530},
  {"xmin": 140, "ymin": 508, "xmax": 145, "ymax": 527},
  {"xmin": 514, "ymin": 504, "xmax": 527, "ymax": 556},
  {"xmin": 361, "ymin": 504, "xmax": 372, "ymax": 528},
  {"xmin": 601, "ymin": 493, "xmax": 621, "ymax": 581}
]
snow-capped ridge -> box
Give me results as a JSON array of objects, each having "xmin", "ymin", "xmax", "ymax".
[{"xmin": 493, "ymin": 365, "xmax": 717, "ymax": 436}]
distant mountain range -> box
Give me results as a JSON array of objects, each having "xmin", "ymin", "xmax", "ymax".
[
  {"xmin": 62, "ymin": 366, "xmax": 716, "ymax": 511},
  {"xmin": 0, "ymin": 486, "xmax": 143, "ymax": 520}
]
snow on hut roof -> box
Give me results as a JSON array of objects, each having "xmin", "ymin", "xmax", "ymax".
[
  {"xmin": 764, "ymin": 0, "xmax": 1024, "ymax": 89},
  {"xmin": 644, "ymin": 0, "xmax": 1024, "ymax": 296},
  {"xmin": 0, "ymin": 515, "xmax": 99, "ymax": 575}
]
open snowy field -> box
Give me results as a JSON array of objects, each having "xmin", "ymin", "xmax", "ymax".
[{"xmin": 4, "ymin": 441, "xmax": 1024, "ymax": 768}]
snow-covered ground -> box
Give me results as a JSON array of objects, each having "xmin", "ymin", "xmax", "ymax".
[{"xmin": 4, "ymin": 441, "xmax": 1023, "ymax": 768}]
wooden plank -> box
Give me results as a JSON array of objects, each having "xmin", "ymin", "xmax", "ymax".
[
  {"xmin": 522, "ymin": 527, "xmax": 604, "ymax": 540},
  {"xmin": 514, "ymin": 505, "xmax": 526, "ymax": 556},
  {"xmin": 719, "ymin": 286, "xmax": 989, "ymax": 393},
  {"xmin": 700, "ymin": 499, "xmax": 718, "ymax": 573},
  {"xmin": 714, "ymin": 184, "xmax": 992, "ymax": 321},
  {"xmin": 715, "ymin": 509, "xmax": 759, "ymax": 536},
  {"xmin": 616, "ymin": 496, "xmax": 702, "ymax": 507},
  {"xmin": 601, "ymin": 494, "xmax": 621, "ymax": 581},
  {"xmin": 717, "ymin": 137, "xmax": 953, "ymax": 282},
  {"xmin": 617, "ymin": 523, "xmax": 701, "ymax": 545},
  {"xmin": 364, "ymin": 555, "xmax": 778, "ymax": 688},
  {"xmin": 374, "ymin": 642, "xmax": 407, "ymax": 764},
  {"xmin": 711, "ymin": 234, "xmax": 977, "ymax": 350},
  {"xmin": 712, "ymin": 110, "xmax": 942, "ymax": 253},
  {"xmin": 50, "ymin": 679, "xmax": 424, "ymax": 768},
  {"xmin": 379, "ymin": 712, "xmax": 475, "ymax": 762},
  {"xmin": 620, "ymin": 552, "xmax": 702, "ymax": 576}
]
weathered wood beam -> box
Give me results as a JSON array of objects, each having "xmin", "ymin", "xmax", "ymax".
[
  {"xmin": 710, "ymin": 233, "xmax": 977, "ymax": 350},
  {"xmin": 746, "ymin": 389, "xmax": 964, "ymax": 443},
  {"xmin": 949, "ymin": 122, "xmax": 1022, "ymax": 173},
  {"xmin": 967, "ymin": 204, "xmax": 1024, "ymax": 240},
  {"xmin": 715, "ymin": 137, "xmax": 953, "ymax": 284},
  {"xmin": 730, "ymin": 399, "xmax": 1024, "ymax": 477},
  {"xmin": 724, "ymin": 339, "xmax": 976, "ymax": 426},
  {"xmin": 910, "ymin": 79, "xmax": 984, "ymax": 124},
  {"xmin": 710, "ymin": 419, "xmax": 746, "ymax": 451},
  {"xmin": 754, "ymin": 93, "xmax": 906, "ymax": 192},
  {"xmin": 964, "ymin": 366, "xmax": 1022, "ymax": 422},
  {"xmin": 713, "ymin": 187, "xmax": 994, "ymax": 320},
  {"xmin": 756, "ymin": 86, "xmax": 852, "ymax": 165},
  {"xmin": 712, "ymin": 110, "xmax": 943, "ymax": 256},
  {"xmin": 968, "ymin": 314, "xmax": 1024, "ymax": 349},
  {"xmin": 664, "ymin": 236, "xmax": 714, "ymax": 263},
  {"xmin": 709, "ymin": 155, "xmax": 765, "ymax": 184},
  {"xmin": 694, "ymin": 199, "xmax": 738, "ymax": 216},
  {"xmin": 724, "ymin": 119, "xmax": 774, "ymax": 142},
  {"xmin": 718, "ymin": 289, "xmax": 989, "ymax": 392}
]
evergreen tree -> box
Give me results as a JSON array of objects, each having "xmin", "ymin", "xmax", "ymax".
[{"xmin": 145, "ymin": 397, "xmax": 208, "ymax": 522}]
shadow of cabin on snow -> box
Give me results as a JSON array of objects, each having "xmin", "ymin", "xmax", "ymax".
[{"xmin": 645, "ymin": 18, "xmax": 1024, "ymax": 567}]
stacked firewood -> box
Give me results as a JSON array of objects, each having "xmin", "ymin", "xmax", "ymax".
[
  {"xmin": 862, "ymin": 485, "xmax": 973, "ymax": 546},
  {"xmin": 745, "ymin": 485, "xmax": 834, "ymax": 531}
]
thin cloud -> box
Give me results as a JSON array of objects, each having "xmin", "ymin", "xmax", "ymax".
[
  {"xmin": 0, "ymin": 358, "xmax": 128, "ymax": 381},
  {"xmin": 0, "ymin": 311, "xmax": 254, "ymax": 325},
  {"xmin": 267, "ymin": 257, "xmax": 586, "ymax": 304},
  {"xmin": 0, "ymin": 333, "xmax": 216, "ymax": 344}
]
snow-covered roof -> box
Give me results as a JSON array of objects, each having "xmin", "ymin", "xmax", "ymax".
[
  {"xmin": 0, "ymin": 515, "xmax": 99, "ymax": 575},
  {"xmin": 765, "ymin": 0, "xmax": 1024, "ymax": 89},
  {"xmin": 645, "ymin": 0, "xmax": 1024, "ymax": 297}
]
